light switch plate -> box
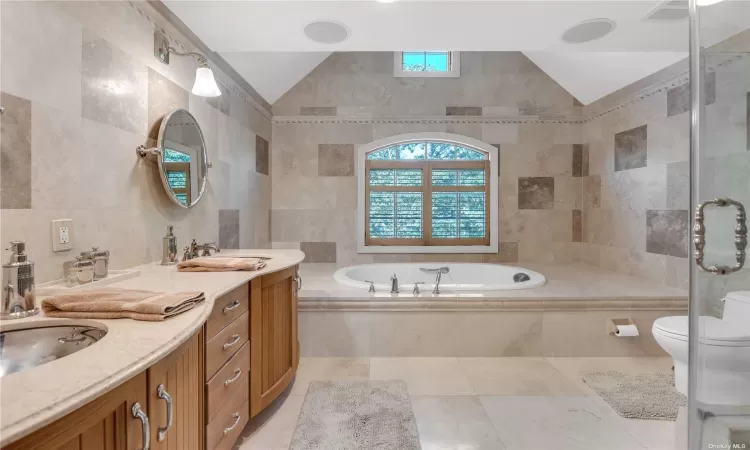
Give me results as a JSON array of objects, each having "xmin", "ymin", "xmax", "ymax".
[{"xmin": 52, "ymin": 219, "xmax": 73, "ymax": 252}]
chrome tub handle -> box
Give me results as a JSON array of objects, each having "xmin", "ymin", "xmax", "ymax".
[
  {"xmin": 223, "ymin": 333, "xmax": 241, "ymax": 350},
  {"xmin": 694, "ymin": 197, "xmax": 747, "ymax": 275},
  {"xmin": 224, "ymin": 368, "xmax": 242, "ymax": 386},
  {"xmin": 156, "ymin": 384, "xmax": 173, "ymax": 441},
  {"xmin": 132, "ymin": 402, "xmax": 150, "ymax": 450},
  {"xmin": 223, "ymin": 412, "xmax": 241, "ymax": 435},
  {"xmin": 222, "ymin": 299, "xmax": 241, "ymax": 314}
]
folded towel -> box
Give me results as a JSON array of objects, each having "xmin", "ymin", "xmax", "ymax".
[
  {"xmin": 42, "ymin": 289, "xmax": 205, "ymax": 322},
  {"xmin": 177, "ymin": 257, "xmax": 267, "ymax": 272}
]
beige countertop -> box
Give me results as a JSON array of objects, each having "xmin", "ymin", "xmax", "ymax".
[{"xmin": 0, "ymin": 249, "xmax": 305, "ymax": 446}]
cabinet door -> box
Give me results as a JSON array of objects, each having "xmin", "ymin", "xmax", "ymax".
[
  {"xmin": 249, "ymin": 266, "xmax": 299, "ymax": 417},
  {"xmin": 3, "ymin": 372, "xmax": 148, "ymax": 450},
  {"xmin": 147, "ymin": 329, "xmax": 204, "ymax": 450}
]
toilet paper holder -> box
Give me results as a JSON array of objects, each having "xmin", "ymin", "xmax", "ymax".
[{"xmin": 607, "ymin": 318, "xmax": 638, "ymax": 336}]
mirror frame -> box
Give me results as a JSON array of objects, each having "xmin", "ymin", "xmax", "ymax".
[{"xmin": 156, "ymin": 108, "xmax": 209, "ymax": 209}]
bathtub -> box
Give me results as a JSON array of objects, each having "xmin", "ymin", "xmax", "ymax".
[{"xmin": 333, "ymin": 263, "xmax": 546, "ymax": 292}]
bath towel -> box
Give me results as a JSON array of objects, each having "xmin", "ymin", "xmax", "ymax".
[
  {"xmin": 177, "ymin": 257, "xmax": 267, "ymax": 272},
  {"xmin": 41, "ymin": 289, "xmax": 205, "ymax": 321}
]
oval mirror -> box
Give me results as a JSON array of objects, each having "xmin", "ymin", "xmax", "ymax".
[{"xmin": 156, "ymin": 109, "xmax": 208, "ymax": 208}]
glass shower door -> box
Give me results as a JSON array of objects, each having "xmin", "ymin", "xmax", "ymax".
[{"xmin": 688, "ymin": 1, "xmax": 750, "ymax": 448}]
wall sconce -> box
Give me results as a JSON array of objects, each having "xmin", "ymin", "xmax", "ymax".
[{"xmin": 154, "ymin": 32, "xmax": 222, "ymax": 97}]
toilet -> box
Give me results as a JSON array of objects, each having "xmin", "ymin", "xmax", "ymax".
[{"xmin": 652, "ymin": 291, "xmax": 750, "ymax": 405}]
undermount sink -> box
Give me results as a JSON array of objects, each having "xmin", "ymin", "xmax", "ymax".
[{"xmin": 0, "ymin": 325, "xmax": 107, "ymax": 378}]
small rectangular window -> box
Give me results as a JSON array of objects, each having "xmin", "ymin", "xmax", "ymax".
[{"xmin": 394, "ymin": 52, "xmax": 460, "ymax": 78}]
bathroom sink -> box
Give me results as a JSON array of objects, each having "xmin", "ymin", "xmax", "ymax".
[
  {"xmin": 208, "ymin": 254, "xmax": 273, "ymax": 260},
  {"xmin": 0, "ymin": 325, "xmax": 107, "ymax": 378}
]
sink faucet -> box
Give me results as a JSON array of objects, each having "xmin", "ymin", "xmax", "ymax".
[
  {"xmin": 390, "ymin": 274, "xmax": 399, "ymax": 294},
  {"xmin": 183, "ymin": 240, "xmax": 221, "ymax": 260},
  {"xmin": 419, "ymin": 266, "xmax": 450, "ymax": 294}
]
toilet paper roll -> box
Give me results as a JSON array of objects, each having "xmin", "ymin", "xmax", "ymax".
[{"xmin": 614, "ymin": 324, "xmax": 639, "ymax": 337}]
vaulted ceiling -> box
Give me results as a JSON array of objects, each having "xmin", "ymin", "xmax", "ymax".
[{"xmin": 164, "ymin": 0, "xmax": 750, "ymax": 105}]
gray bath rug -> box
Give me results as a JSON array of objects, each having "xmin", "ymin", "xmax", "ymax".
[
  {"xmin": 580, "ymin": 371, "xmax": 686, "ymax": 421},
  {"xmin": 289, "ymin": 380, "xmax": 421, "ymax": 450}
]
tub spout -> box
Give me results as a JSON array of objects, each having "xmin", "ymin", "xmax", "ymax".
[
  {"xmin": 420, "ymin": 266, "xmax": 449, "ymax": 294},
  {"xmin": 390, "ymin": 274, "xmax": 399, "ymax": 294}
]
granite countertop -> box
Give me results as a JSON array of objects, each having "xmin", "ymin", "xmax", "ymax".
[{"xmin": 0, "ymin": 249, "xmax": 305, "ymax": 446}]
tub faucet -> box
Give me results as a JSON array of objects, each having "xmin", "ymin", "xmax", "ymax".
[
  {"xmin": 365, "ymin": 280, "xmax": 376, "ymax": 293},
  {"xmin": 390, "ymin": 274, "xmax": 399, "ymax": 294},
  {"xmin": 419, "ymin": 266, "xmax": 450, "ymax": 294}
]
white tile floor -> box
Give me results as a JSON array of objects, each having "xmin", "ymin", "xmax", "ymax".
[{"xmin": 234, "ymin": 357, "xmax": 676, "ymax": 450}]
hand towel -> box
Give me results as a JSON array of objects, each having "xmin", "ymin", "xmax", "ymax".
[
  {"xmin": 41, "ymin": 289, "xmax": 205, "ymax": 322},
  {"xmin": 177, "ymin": 257, "xmax": 267, "ymax": 272}
]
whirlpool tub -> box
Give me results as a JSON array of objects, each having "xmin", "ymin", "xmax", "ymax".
[{"xmin": 333, "ymin": 263, "xmax": 546, "ymax": 292}]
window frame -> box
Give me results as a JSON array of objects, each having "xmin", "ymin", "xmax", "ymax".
[
  {"xmin": 393, "ymin": 51, "xmax": 461, "ymax": 78},
  {"xmin": 357, "ymin": 133, "xmax": 498, "ymax": 254}
]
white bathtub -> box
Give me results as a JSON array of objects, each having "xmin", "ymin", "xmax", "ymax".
[{"xmin": 333, "ymin": 263, "xmax": 546, "ymax": 292}]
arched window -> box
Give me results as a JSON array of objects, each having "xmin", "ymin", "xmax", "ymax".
[{"xmin": 357, "ymin": 133, "xmax": 498, "ymax": 254}]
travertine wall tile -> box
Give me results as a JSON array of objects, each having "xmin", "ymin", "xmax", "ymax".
[
  {"xmin": 318, "ymin": 144, "xmax": 355, "ymax": 176},
  {"xmin": 255, "ymin": 135, "xmax": 269, "ymax": 175},
  {"xmin": 614, "ymin": 125, "xmax": 648, "ymax": 172},
  {"xmin": 646, "ymin": 210, "xmax": 689, "ymax": 258},
  {"xmin": 0, "ymin": 1, "xmax": 272, "ymax": 281},
  {"xmin": 446, "ymin": 106, "xmax": 483, "ymax": 116},
  {"xmin": 572, "ymin": 210, "xmax": 582, "ymax": 243},
  {"xmin": 300, "ymin": 241, "xmax": 337, "ymax": 263},
  {"xmin": 518, "ymin": 177, "xmax": 554, "ymax": 209},
  {"xmin": 300, "ymin": 106, "xmax": 337, "ymax": 116},
  {"xmin": 667, "ymin": 71, "xmax": 716, "ymax": 117},
  {"xmin": 219, "ymin": 209, "xmax": 240, "ymax": 249}
]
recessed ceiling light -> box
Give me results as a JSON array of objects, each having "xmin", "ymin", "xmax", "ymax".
[
  {"xmin": 304, "ymin": 21, "xmax": 350, "ymax": 44},
  {"xmin": 561, "ymin": 18, "xmax": 616, "ymax": 44}
]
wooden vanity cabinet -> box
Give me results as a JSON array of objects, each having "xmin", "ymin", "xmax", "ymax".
[
  {"xmin": 249, "ymin": 266, "xmax": 300, "ymax": 417},
  {"xmin": 3, "ymin": 331, "xmax": 204, "ymax": 450}
]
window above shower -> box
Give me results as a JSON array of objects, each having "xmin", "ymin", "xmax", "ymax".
[{"xmin": 394, "ymin": 51, "xmax": 460, "ymax": 78}]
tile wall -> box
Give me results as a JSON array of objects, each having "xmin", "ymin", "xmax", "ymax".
[
  {"xmin": 270, "ymin": 52, "xmax": 584, "ymax": 265},
  {"xmin": 580, "ymin": 32, "xmax": 750, "ymax": 292},
  {"xmin": 0, "ymin": 1, "xmax": 272, "ymax": 282}
]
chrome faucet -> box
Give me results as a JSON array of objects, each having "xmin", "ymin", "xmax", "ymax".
[
  {"xmin": 419, "ymin": 266, "xmax": 450, "ymax": 294},
  {"xmin": 365, "ymin": 280, "xmax": 376, "ymax": 293},
  {"xmin": 182, "ymin": 239, "xmax": 221, "ymax": 260},
  {"xmin": 390, "ymin": 274, "xmax": 399, "ymax": 294}
]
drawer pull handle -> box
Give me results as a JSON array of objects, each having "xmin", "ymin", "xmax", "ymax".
[
  {"xmin": 223, "ymin": 300, "xmax": 241, "ymax": 313},
  {"xmin": 156, "ymin": 384, "xmax": 173, "ymax": 441},
  {"xmin": 224, "ymin": 368, "xmax": 242, "ymax": 386},
  {"xmin": 223, "ymin": 412, "xmax": 241, "ymax": 435},
  {"xmin": 131, "ymin": 402, "xmax": 150, "ymax": 450},
  {"xmin": 223, "ymin": 334, "xmax": 241, "ymax": 350}
]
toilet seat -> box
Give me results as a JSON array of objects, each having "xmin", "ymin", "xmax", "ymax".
[{"xmin": 653, "ymin": 316, "xmax": 750, "ymax": 347}]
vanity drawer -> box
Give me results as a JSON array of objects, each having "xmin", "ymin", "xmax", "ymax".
[
  {"xmin": 205, "ymin": 311, "xmax": 249, "ymax": 380},
  {"xmin": 206, "ymin": 341, "xmax": 250, "ymax": 423},
  {"xmin": 206, "ymin": 283, "xmax": 249, "ymax": 340},
  {"xmin": 206, "ymin": 383, "xmax": 250, "ymax": 450}
]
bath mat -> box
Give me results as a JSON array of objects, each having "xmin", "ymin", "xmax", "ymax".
[
  {"xmin": 580, "ymin": 371, "xmax": 686, "ymax": 421},
  {"xmin": 289, "ymin": 380, "xmax": 421, "ymax": 450}
]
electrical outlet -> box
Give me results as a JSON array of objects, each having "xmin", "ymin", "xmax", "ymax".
[{"xmin": 52, "ymin": 219, "xmax": 73, "ymax": 252}]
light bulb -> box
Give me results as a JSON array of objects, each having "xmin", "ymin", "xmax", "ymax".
[{"xmin": 192, "ymin": 67, "xmax": 221, "ymax": 97}]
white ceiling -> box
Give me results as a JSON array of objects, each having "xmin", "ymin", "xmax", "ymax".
[{"xmin": 164, "ymin": 0, "xmax": 750, "ymax": 105}]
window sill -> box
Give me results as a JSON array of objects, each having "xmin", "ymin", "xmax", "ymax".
[{"xmin": 358, "ymin": 244, "xmax": 498, "ymax": 254}]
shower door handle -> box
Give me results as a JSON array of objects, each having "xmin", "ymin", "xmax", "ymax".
[{"xmin": 694, "ymin": 198, "xmax": 747, "ymax": 275}]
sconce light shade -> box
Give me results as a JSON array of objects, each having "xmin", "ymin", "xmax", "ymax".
[{"xmin": 192, "ymin": 67, "xmax": 221, "ymax": 97}]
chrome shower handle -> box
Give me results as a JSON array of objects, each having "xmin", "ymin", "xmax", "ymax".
[{"xmin": 694, "ymin": 198, "xmax": 747, "ymax": 275}]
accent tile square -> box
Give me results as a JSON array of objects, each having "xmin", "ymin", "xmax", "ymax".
[
  {"xmin": 572, "ymin": 210, "xmax": 583, "ymax": 242},
  {"xmin": 1, "ymin": 92, "xmax": 32, "ymax": 209},
  {"xmin": 318, "ymin": 144, "xmax": 354, "ymax": 176},
  {"xmin": 300, "ymin": 241, "xmax": 337, "ymax": 263},
  {"xmin": 667, "ymin": 71, "xmax": 716, "ymax": 117},
  {"xmin": 614, "ymin": 125, "xmax": 648, "ymax": 172},
  {"xmin": 300, "ymin": 106, "xmax": 337, "ymax": 116},
  {"xmin": 147, "ymin": 68, "xmax": 188, "ymax": 139},
  {"xmin": 446, "ymin": 106, "xmax": 482, "ymax": 116},
  {"xmin": 219, "ymin": 209, "xmax": 240, "ymax": 249},
  {"xmin": 572, "ymin": 144, "xmax": 589, "ymax": 177},
  {"xmin": 256, "ymin": 135, "xmax": 269, "ymax": 175},
  {"xmin": 518, "ymin": 177, "xmax": 554, "ymax": 209},
  {"xmin": 647, "ymin": 210, "xmax": 689, "ymax": 258}
]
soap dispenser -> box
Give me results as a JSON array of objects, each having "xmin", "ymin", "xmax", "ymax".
[
  {"xmin": 161, "ymin": 225, "xmax": 179, "ymax": 265},
  {"xmin": 1, "ymin": 241, "xmax": 39, "ymax": 319}
]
